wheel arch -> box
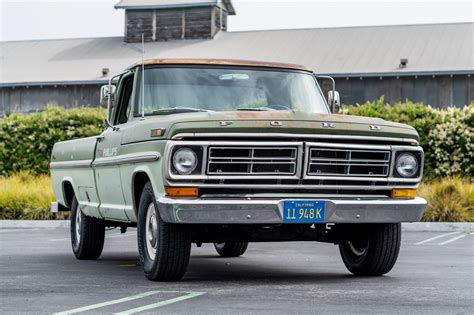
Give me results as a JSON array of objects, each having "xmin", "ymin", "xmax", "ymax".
[
  {"xmin": 131, "ymin": 168, "xmax": 160, "ymax": 218},
  {"xmin": 61, "ymin": 178, "xmax": 76, "ymax": 208}
]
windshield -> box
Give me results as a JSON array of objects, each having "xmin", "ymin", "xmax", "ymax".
[{"xmin": 134, "ymin": 66, "xmax": 329, "ymax": 116}]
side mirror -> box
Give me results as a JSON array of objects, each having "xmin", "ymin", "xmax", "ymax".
[
  {"xmin": 100, "ymin": 84, "xmax": 116, "ymax": 127},
  {"xmin": 315, "ymin": 75, "xmax": 339, "ymax": 114},
  {"xmin": 328, "ymin": 90, "xmax": 340, "ymax": 113},
  {"xmin": 100, "ymin": 84, "xmax": 116, "ymax": 106}
]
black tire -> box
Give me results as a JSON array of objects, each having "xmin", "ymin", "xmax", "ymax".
[
  {"xmin": 137, "ymin": 182, "xmax": 191, "ymax": 281},
  {"xmin": 70, "ymin": 196, "xmax": 105, "ymax": 260},
  {"xmin": 214, "ymin": 242, "xmax": 248, "ymax": 257},
  {"xmin": 338, "ymin": 223, "xmax": 401, "ymax": 276}
]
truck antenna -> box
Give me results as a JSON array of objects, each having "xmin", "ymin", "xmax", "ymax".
[{"xmin": 141, "ymin": 33, "xmax": 145, "ymax": 120}]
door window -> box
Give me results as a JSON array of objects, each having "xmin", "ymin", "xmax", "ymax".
[{"xmin": 115, "ymin": 73, "xmax": 135, "ymax": 125}]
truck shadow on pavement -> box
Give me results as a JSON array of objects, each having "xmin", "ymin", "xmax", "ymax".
[{"xmin": 88, "ymin": 253, "xmax": 397, "ymax": 284}]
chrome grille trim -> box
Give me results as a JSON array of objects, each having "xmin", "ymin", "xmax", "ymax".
[
  {"xmin": 164, "ymin": 140, "xmax": 423, "ymax": 188},
  {"xmin": 207, "ymin": 146, "xmax": 298, "ymax": 175},
  {"xmin": 165, "ymin": 141, "xmax": 304, "ymax": 180},
  {"xmin": 165, "ymin": 182, "xmax": 420, "ymax": 190},
  {"xmin": 303, "ymin": 142, "xmax": 395, "ymax": 180},
  {"xmin": 171, "ymin": 133, "xmax": 419, "ymax": 145},
  {"xmin": 307, "ymin": 147, "xmax": 391, "ymax": 177}
]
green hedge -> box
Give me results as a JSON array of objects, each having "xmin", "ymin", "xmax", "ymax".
[
  {"xmin": 0, "ymin": 106, "xmax": 105, "ymax": 175},
  {"xmin": 0, "ymin": 102, "xmax": 472, "ymax": 179},
  {"xmin": 340, "ymin": 99, "xmax": 473, "ymax": 180}
]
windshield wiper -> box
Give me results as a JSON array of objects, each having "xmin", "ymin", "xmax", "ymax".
[
  {"xmin": 148, "ymin": 107, "xmax": 213, "ymax": 115},
  {"xmin": 237, "ymin": 107, "xmax": 270, "ymax": 111},
  {"xmin": 237, "ymin": 105, "xmax": 292, "ymax": 112}
]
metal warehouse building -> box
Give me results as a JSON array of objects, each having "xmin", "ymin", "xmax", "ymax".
[{"xmin": 0, "ymin": 0, "xmax": 473, "ymax": 116}]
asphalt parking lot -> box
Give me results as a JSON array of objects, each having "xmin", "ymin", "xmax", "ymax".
[{"xmin": 1, "ymin": 225, "xmax": 472, "ymax": 314}]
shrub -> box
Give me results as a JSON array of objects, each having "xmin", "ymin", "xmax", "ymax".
[
  {"xmin": 0, "ymin": 105, "xmax": 105, "ymax": 175},
  {"xmin": 428, "ymin": 106, "xmax": 474, "ymax": 177},
  {"xmin": 0, "ymin": 172, "xmax": 57, "ymax": 219},
  {"xmin": 340, "ymin": 97, "xmax": 442, "ymax": 147},
  {"xmin": 418, "ymin": 177, "xmax": 473, "ymax": 222},
  {"xmin": 341, "ymin": 99, "xmax": 473, "ymax": 179}
]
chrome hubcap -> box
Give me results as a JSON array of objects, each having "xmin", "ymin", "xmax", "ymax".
[
  {"xmin": 145, "ymin": 203, "xmax": 158, "ymax": 260},
  {"xmin": 348, "ymin": 240, "xmax": 367, "ymax": 257},
  {"xmin": 75, "ymin": 207, "xmax": 82, "ymax": 244}
]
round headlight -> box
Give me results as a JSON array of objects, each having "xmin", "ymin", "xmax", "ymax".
[
  {"xmin": 395, "ymin": 153, "xmax": 418, "ymax": 177},
  {"xmin": 172, "ymin": 148, "xmax": 198, "ymax": 175}
]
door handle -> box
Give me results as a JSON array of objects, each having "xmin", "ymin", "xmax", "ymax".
[{"xmin": 96, "ymin": 135, "xmax": 105, "ymax": 142}]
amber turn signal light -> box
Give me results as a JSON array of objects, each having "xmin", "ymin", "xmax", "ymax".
[
  {"xmin": 165, "ymin": 187, "xmax": 198, "ymax": 197},
  {"xmin": 150, "ymin": 128, "xmax": 166, "ymax": 137},
  {"xmin": 391, "ymin": 188, "xmax": 417, "ymax": 199}
]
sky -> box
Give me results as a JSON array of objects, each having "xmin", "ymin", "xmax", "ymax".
[{"xmin": 0, "ymin": 0, "xmax": 472, "ymax": 42}]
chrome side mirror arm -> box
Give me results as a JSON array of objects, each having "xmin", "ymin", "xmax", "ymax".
[{"xmin": 315, "ymin": 75, "xmax": 340, "ymax": 114}]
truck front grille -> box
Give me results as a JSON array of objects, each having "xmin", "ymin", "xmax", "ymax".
[
  {"xmin": 166, "ymin": 140, "xmax": 422, "ymax": 192},
  {"xmin": 307, "ymin": 147, "xmax": 390, "ymax": 177},
  {"xmin": 207, "ymin": 146, "xmax": 298, "ymax": 175}
]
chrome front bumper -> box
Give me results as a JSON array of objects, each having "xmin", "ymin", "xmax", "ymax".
[{"xmin": 157, "ymin": 197, "xmax": 427, "ymax": 224}]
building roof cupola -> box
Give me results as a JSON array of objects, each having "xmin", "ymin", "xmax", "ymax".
[{"xmin": 115, "ymin": 0, "xmax": 235, "ymax": 42}]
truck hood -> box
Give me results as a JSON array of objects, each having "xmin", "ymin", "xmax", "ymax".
[{"xmin": 121, "ymin": 111, "xmax": 419, "ymax": 144}]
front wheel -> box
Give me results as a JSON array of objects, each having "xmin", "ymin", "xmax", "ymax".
[
  {"xmin": 338, "ymin": 223, "xmax": 401, "ymax": 276},
  {"xmin": 214, "ymin": 242, "xmax": 248, "ymax": 257},
  {"xmin": 137, "ymin": 182, "xmax": 191, "ymax": 281},
  {"xmin": 70, "ymin": 196, "xmax": 105, "ymax": 260}
]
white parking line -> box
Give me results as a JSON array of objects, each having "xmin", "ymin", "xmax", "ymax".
[
  {"xmin": 54, "ymin": 291, "xmax": 160, "ymax": 315},
  {"xmin": 414, "ymin": 231, "xmax": 460, "ymax": 245},
  {"xmin": 54, "ymin": 290, "xmax": 205, "ymax": 315},
  {"xmin": 48, "ymin": 238, "xmax": 70, "ymax": 242},
  {"xmin": 0, "ymin": 228, "xmax": 41, "ymax": 233},
  {"xmin": 115, "ymin": 292, "xmax": 206, "ymax": 315},
  {"xmin": 438, "ymin": 234, "xmax": 468, "ymax": 245}
]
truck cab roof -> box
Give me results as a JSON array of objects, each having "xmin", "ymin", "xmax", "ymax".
[{"xmin": 126, "ymin": 58, "xmax": 313, "ymax": 72}]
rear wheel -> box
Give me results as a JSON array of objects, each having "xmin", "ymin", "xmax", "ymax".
[
  {"xmin": 70, "ymin": 196, "xmax": 105, "ymax": 260},
  {"xmin": 338, "ymin": 223, "xmax": 401, "ymax": 276},
  {"xmin": 137, "ymin": 182, "xmax": 191, "ymax": 281},
  {"xmin": 214, "ymin": 242, "xmax": 248, "ymax": 257}
]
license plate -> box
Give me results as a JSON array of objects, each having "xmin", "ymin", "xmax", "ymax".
[{"xmin": 283, "ymin": 200, "xmax": 325, "ymax": 223}]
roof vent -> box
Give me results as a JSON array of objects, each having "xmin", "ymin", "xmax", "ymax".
[{"xmin": 399, "ymin": 58, "xmax": 408, "ymax": 68}]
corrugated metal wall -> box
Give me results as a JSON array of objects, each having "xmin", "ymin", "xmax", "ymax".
[
  {"xmin": 0, "ymin": 84, "xmax": 101, "ymax": 115},
  {"xmin": 333, "ymin": 75, "xmax": 473, "ymax": 107}
]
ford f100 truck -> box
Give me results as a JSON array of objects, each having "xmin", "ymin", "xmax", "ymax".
[{"xmin": 50, "ymin": 59, "xmax": 426, "ymax": 281}]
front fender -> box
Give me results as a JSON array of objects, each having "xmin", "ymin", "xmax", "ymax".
[{"xmin": 123, "ymin": 163, "xmax": 166, "ymax": 222}]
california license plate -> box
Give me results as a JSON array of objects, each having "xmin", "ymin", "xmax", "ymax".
[{"xmin": 283, "ymin": 200, "xmax": 325, "ymax": 223}]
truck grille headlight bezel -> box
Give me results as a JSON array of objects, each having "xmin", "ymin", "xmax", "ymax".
[
  {"xmin": 394, "ymin": 151, "xmax": 421, "ymax": 178},
  {"xmin": 165, "ymin": 141, "xmax": 424, "ymax": 186},
  {"xmin": 171, "ymin": 146, "xmax": 202, "ymax": 175}
]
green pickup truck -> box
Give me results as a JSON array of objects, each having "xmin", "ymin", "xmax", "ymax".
[{"xmin": 50, "ymin": 59, "xmax": 426, "ymax": 281}]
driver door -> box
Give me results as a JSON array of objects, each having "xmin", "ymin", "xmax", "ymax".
[{"xmin": 94, "ymin": 72, "xmax": 134, "ymax": 221}]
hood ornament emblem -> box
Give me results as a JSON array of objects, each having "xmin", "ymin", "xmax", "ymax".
[
  {"xmin": 270, "ymin": 121, "xmax": 283, "ymax": 126},
  {"xmin": 219, "ymin": 121, "xmax": 232, "ymax": 126},
  {"xmin": 369, "ymin": 125, "xmax": 381, "ymax": 131},
  {"xmin": 322, "ymin": 122, "xmax": 335, "ymax": 128}
]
